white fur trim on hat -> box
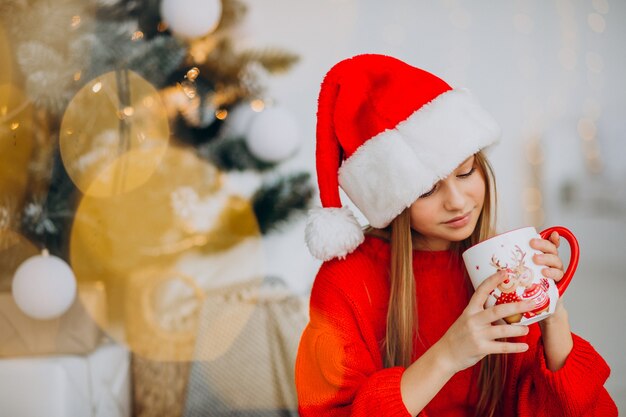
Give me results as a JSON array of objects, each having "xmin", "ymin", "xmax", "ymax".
[
  {"xmin": 305, "ymin": 206, "xmax": 364, "ymax": 261},
  {"xmin": 338, "ymin": 88, "xmax": 500, "ymax": 228}
]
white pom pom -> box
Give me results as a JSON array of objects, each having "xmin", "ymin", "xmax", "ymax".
[{"xmin": 305, "ymin": 206, "xmax": 364, "ymax": 261}]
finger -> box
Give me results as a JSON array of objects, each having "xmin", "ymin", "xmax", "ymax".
[
  {"xmin": 542, "ymin": 267, "xmax": 564, "ymax": 281},
  {"xmin": 530, "ymin": 238, "xmax": 558, "ymax": 255},
  {"xmin": 480, "ymin": 300, "xmax": 535, "ymax": 324},
  {"xmin": 533, "ymin": 253, "xmax": 564, "ymax": 270},
  {"xmin": 486, "ymin": 340, "xmax": 529, "ymax": 354},
  {"xmin": 468, "ymin": 271, "xmax": 507, "ymax": 312},
  {"xmin": 550, "ymin": 231, "xmax": 561, "ymax": 248},
  {"xmin": 484, "ymin": 324, "xmax": 530, "ymax": 341}
]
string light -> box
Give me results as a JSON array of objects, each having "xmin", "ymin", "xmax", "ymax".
[
  {"xmin": 71, "ymin": 15, "xmax": 81, "ymax": 29},
  {"xmin": 580, "ymin": 0, "xmax": 606, "ymax": 175},
  {"xmin": 92, "ymin": 82, "xmax": 102, "ymax": 93},
  {"xmin": 587, "ymin": 12, "xmax": 606, "ymax": 33},
  {"xmin": 215, "ymin": 109, "xmax": 228, "ymax": 120},
  {"xmin": 523, "ymin": 187, "xmax": 543, "ymax": 211},
  {"xmin": 556, "ymin": 0, "xmax": 578, "ymax": 75},
  {"xmin": 132, "ymin": 31, "xmax": 144, "ymax": 41},
  {"xmin": 524, "ymin": 135, "xmax": 545, "ymax": 227},
  {"xmin": 116, "ymin": 107, "xmax": 135, "ymax": 120},
  {"xmin": 74, "ymin": 71, "xmax": 82, "ymax": 82},
  {"xmin": 181, "ymin": 81, "xmax": 196, "ymax": 99},
  {"xmin": 577, "ymin": 117, "xmax": 596, "ymax": 141},
  {"xmin": 186, "ymin": 67, "xmax": 200, "ymax": 81},
  {"xmin": 513, "ymin": 1, "xmax": 546, "ymax": 227},
  {"xmin": 122, "ymin": 106, "xmax": 135, "ymax": 117},
  {"xmin": 10, "ymin": 122, "xmax": 19, "ymax": 130},
  {"xmin": 250, "ymin": 99, "xmax": 265, "ymax": 112}
]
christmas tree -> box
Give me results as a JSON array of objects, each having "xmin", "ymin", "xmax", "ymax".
[
  {"xmin": 1, "ymin": 1, "xmax": 312, "ymax": 415},
  {"xmin": 0, "ymin": 0, "xmax": 313, "ymax": 259}
]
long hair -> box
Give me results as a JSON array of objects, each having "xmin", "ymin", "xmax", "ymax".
[{"xmin": 364, "ymin": 151, "xmax": 504, "ymax": 417}]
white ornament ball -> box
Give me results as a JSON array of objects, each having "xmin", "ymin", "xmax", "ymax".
[
  {"xmin": 224, "ymin": 102, "xmax": 257, "ymax": 138},
  {"xmin": 12, "ymin": 252, "xmax": 77, "ymax": 320},
  {"xmin": 160, "ymin": 0, "xmax": 223, "ymax": 40},
  {"xmin": 246, "ymin": 107, "xmax": 300, "ymax": 163}
]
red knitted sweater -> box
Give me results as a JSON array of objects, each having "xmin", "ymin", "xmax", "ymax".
[{"xmin": 295, "ymin": 235, "xmax": 617, "ymax": 416}]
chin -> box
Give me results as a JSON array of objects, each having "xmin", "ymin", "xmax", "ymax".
[
  {"xmin": 446, "ymin": 229, "xmax": 473, "ymax": 243},
  {"xmin": 446, "ymin": 221, "xmax": 477, "ymax": 241}
]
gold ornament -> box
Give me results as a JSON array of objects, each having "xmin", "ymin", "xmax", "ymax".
[
  {"xmin": 125, "ymin": 268, "xmax": 205, "ymax": 361},
  {"xmin": 0, "ymin": 26, "xmax": 12, "ymax": 85},
  {"xmin": 60, "ymin": 70, "xmax": 170, "ymax": 198},
  {"xmin": 70, "ymin": 145, "xmax": 263, "ymax": 360},
  {"xmin": 0, "ymin": 85, "xmax": 34, "ymax": 214}
]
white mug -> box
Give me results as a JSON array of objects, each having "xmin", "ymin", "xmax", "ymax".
[{"xmin": 462, "ymin": 226, "xmax": 579, "ymax": 325}]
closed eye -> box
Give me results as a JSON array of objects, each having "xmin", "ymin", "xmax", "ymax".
[
  {"xmin": 458, "ymin": 167, "xmax": 476, "ymax": 178},
  {"xmin": 419, "ymin": 185, "xmax": 437, "ymax": 199},
  {"xmin": 419, "ymin": 167, "xmax": 476, "ymax": 199}
]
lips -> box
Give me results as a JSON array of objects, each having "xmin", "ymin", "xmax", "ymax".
[{"xmin": 444, "ymin": 212, "xmax": 471, "ymax": 224}]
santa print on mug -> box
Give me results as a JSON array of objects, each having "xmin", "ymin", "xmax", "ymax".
[{"xmin": 462, "ymin": 226, "xmax": 579, "ymax": 326}]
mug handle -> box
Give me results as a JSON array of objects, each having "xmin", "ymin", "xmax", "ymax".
[{"xmin": 539, "ymin": 226, "xmax": 580, "ymax": 296}]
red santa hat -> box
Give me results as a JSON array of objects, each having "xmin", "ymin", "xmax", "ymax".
[{"xmin": 305, "ymin": 54, "xmax": 501, "ymax": 261}]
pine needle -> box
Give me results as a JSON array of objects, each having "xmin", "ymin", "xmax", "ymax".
[
  {"xmin": 218, "ymin": 0, "xmax": 248, "ymax": 31},
  {"xmin": 239, "ymin": 49, "xmax": 300, "ymax": 74},
  {"xmin": 252, "ymin": 172, "xmax": 314, "ymax": 234}
]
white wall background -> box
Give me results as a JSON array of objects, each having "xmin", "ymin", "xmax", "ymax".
[{"xmin": 233, "ymin": 0, "xmax": 625, "ymax": 409}]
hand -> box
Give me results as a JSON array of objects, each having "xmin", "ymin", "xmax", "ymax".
[
  {"xmin": 530, "ymin": 231, "xmax": 565, "ymax": 283},
  {"xmin": 530, "ymin": 231, "xmax": 570, "ymax": 326},
  {"xmin": 437, "ymin": 271, "xmax": 535, "ymax": 373}
]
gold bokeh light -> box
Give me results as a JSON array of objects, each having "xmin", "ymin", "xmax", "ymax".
[
  {"xmin": 0, "ymin": 26, "xmax": 12, "ymax": 85},
  {"xmin": 70, "ymin": 146, "xmax": 264, "ymax": 361},
  {"xmin": 0, "ymin": 85, "xmax": 34, "ymax": 215},
  {"xmin": 60, "ymin": 70, "xmax": 170, "ymax": 198}
]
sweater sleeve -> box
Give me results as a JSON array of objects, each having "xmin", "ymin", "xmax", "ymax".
[
  {"xmin": 516, "ymin": 330, "xmax": 618, "ymax": 417},
  {"xmin": 295, "ymin": 266, "xmax": 414, "ymax": 417}
]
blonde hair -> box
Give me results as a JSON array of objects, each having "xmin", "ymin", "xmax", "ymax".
[{"xmin": 364, "ymin": 151, "xmax": 505, "ymax": 417}]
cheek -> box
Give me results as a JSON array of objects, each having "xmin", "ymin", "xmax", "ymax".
[
  {"xmin": 409, "ymin": 200, "xmax": 438, "ymax": 232},
  {"xmin": 469, "ymin": 174, "xmax": 486, "ymax": 206}
]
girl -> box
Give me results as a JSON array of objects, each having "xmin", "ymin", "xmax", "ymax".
[{"xmin": 296, "ymin": 54, "xmax": 617, "ymax": 417}]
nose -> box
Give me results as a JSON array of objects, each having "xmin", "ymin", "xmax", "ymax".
[{"xmin": 442, "ymin": 180, "xmax": 466, "ymax": 211}]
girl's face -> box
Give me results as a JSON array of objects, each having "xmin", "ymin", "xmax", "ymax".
[{"xmin": 409, "ymin": 155, "xmax": 486, "ymax": 250}]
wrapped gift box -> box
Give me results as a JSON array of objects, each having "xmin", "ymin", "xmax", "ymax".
[
  {"xmin": 0, "ymin": 282, "xmax": 106, "ymax": 357},
  {"xmin": 0, "ymin": 341, "xmax": 131, "ymax": 417}
]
